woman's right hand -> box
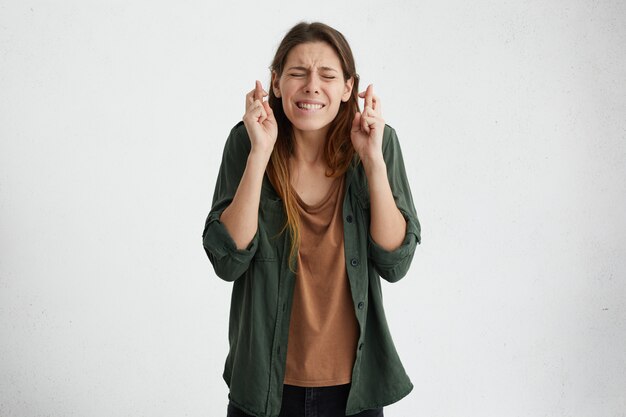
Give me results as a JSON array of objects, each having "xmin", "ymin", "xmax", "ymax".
[{"xmin": 242, "ymin": 80, "xmax": 278, "ymax": 157}]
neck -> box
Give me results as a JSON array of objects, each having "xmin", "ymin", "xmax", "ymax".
[{"xmin": 291, "ymin": 125, "xmax": 330, "ymax": 165}]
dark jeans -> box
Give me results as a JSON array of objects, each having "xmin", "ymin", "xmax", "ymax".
[{"xmin": 226, "ymin": 383, "xmax": 384, "ymax": 417}]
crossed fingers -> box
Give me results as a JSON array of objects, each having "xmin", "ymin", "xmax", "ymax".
[
  {"xmin": 244, "ymin": 80, "xmax": 269, "ymax": 123},
  {"xmin": 358, "ymin": 84, "xmax": 381, "ymax": 114},
  {"xmin": 246, "ymin": 80, "xmax": 267, "ymax": 110},
  {"xmin": 358, "ymin": 84, "xmax": 382, "ymax": 132}
]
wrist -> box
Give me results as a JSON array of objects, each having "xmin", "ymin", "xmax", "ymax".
[
  {"xmin": 362, "ymin": 154, "xmax": 386, "ymax": 175},
  {"xmin": 246, "ymin": 150, "xmax": 272, "ymax": 179},
  {"xmin": 248, "ymin": 148, "xmax": 272, "ymax": 165}
]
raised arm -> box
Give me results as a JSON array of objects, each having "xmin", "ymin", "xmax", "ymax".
[
  {"xmin": 219, "ymin": 80, "xmax": 277, "ymax": 250},
  {"xmin": 351, "ymin": 84, "xmax": 406, "ymax": 250},
  {"xmin": 351, "ymin": 84, "xmax": 421, "ymax": 282},
  {"xmin": 202, "ymin": 81, "xmax": 277, "ymax": 281}
]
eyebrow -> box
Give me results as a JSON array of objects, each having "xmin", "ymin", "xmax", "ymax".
[{"xmin": 286, "ymin": 66, "xmax": 338, "ymax": 73}]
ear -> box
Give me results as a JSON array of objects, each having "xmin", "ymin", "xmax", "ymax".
[
  {"xmin": 341, "ymin": 76, "xmax": 354, "ymax": 102},
  {"xmin": 271, "ymin": 71, "xmax": 281, "ymax": 98}
]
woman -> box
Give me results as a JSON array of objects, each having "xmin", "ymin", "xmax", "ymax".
[{"xmin": 202, "ymin": 21, "xmax": 421, "ymax": 417}]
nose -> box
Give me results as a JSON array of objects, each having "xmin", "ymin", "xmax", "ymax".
[{"xmin": 304, "ymin": 74, "xmax": 320, "ymax": 94}]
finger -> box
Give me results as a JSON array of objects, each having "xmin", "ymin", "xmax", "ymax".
[
  {"xmin": 254, "ymin": 80, "xmax": 268, "ymax": 102},
  {"xmin": 351, "ymin": 112, "xmax": 362, "ymax": 132},
  {"xmin": 246, "ymin": 89, "xmax": 255, "ymax": 108},
  {"xmin": 365, "ymin": 84, "xmax": 373, "ymax": 109},
  {"xmin": 362, "ymin": 115, "xmax": 377, "ymax": 127},
  {"xmin": 362, "ymin": 105, "xmax": 378, "ymax": 119},
  {"xmin": 262, "ymin": 101, "xmax": 274, "ymax": 119},
  {"xmin": 245, "ymin": 99, "xmax": 267, "ymax": 124},
  {"xmin": 358, "ymin": 85, "xmax": 374, "ymax": 108},
  {"xmin": 358, "ymin": 85, "xmax": 373, "ymax": 107},
  {"xmin": 255, "ymin": 99, "xmax": 268, "ymax": 124},
  {"xmin": 371, "ymin": 94, "xmax": 380, "ymax": 112},
  {"xmin": 361, "ymin": 112, "xmax": 371, "ymax": 134}
]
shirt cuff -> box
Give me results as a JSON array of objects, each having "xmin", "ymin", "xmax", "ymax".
[
  {"xmin": 367, "ymin": 211, "xmax": 420, "ymax": 267},
  {"xmin": 203, "ymin": 212, "xmax": 259, "ymax": 264}
]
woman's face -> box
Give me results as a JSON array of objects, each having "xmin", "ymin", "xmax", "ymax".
[{"xmin": 272, "ymin": 41, "xmax": 353, "ymax": 136}]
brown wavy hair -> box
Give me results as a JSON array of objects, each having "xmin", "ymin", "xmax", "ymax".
[{"xmin": 266, "ymin": 21, "xmax": 360, "ymax": 271}]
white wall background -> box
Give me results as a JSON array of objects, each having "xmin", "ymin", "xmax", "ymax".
[{"xmin": 1, "ymin": 0, "xmax": 625, "ymax": 416}]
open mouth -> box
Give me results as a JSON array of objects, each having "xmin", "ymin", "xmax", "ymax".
[{"xmin": 296, "ymin": 102, "xmax": 325, "ymax": 111}]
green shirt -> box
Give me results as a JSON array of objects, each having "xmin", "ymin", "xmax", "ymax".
[{"xmin": 202, "ymin": 121, "xmax": 421, "ymax": 417}]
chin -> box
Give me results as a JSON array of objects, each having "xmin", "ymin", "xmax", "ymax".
[
  {"xmin": 292, "ymin": 122, "xmax": 336, "ymax": 137},
  {"xmin": 291, "ymin": 119, "xmax": 328, "ymax": 131},
  {"xmin": 287, "ymin": 113, "xmax": 337, "ymax": 134}
]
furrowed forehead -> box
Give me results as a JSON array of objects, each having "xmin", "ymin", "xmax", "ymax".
[
  {"xmin": 286, "ymin": 65, "xmax": 338, "ymax": 72},
  {"xmin": 283, "ymin": 42, "xmax": 342, "ymax": 71}
]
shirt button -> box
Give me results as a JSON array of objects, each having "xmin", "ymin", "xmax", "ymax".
[
  {"xmin": 357, "ymin": 301, "xmax": 364, "ymax": 310},
  {"xmin": 350, "ymin": 258, "xmax": 359, "ymax": 267},
  {"xmin": 346, "ymin": 214, "xmax": 353, "ymax": 223}
]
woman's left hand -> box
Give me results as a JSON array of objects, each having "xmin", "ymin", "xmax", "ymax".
[{"xmin": 350, "ymin": 84, "xmax": 385, "ymax": 166}]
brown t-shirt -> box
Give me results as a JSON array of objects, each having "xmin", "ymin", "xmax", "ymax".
[{"xmin": 283, "ymin": 175, "xmax": 360, "ymax": 387}]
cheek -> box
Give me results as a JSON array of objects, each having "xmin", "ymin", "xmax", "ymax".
[
  {"xmin": 281, "ymin": 81, "xmax": 299, "ymax": 96},
  {"xmin": 334, "ymin": 85, "xmax": 348, "ymax": 102},
  {"xmin": 330, "ymin": 90, "xmax": 345, "ymax": 109}
]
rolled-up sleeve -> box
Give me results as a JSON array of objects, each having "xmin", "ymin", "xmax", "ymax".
[
  {"xmin": 202, "ymin": 123, "xmax": 259, "ymax": 281},
  {"xmin": 367, "ymin": 125, "xmax": 421, "ymax": 283}
]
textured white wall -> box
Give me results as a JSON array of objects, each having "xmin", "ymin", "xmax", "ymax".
[{"xmin": 1, "ymin": 1, "xmax": 625, "ymax": 416}]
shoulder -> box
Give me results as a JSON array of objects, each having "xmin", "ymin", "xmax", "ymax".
[
  {"xmin": 379, "ymin": 123, "xmax": 406, "ymax": 165},
  {"xmin": 221, "ymin": 121, "xmax": 251, "ymax": 159},
  {"xmin": 381, "ymin": 123, "xmax": 400, "ymax": 154},
  {"xmin": 231, "ymin": 120, "xmax": 247, "ymax": 137},
  {"xmin": 226, "ymin": 121, "xmax": 251, "ymax": 149},
  {"xmin": 383, "ymin": 123, "xmax": 395, "ymax": 138}
]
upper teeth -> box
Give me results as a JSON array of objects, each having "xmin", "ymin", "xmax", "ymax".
[{"xmin": 298, "ymin": 103, "xmax": 323, "ymax": 110}]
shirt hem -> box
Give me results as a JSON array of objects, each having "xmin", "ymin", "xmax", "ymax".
[
  {"xmin": 283, "ymin": 375, "xmax": 352, "ymax": 387},
  {"xmin": 346, "ymin": 381, "xmax": 414, "ymax": 415}
]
